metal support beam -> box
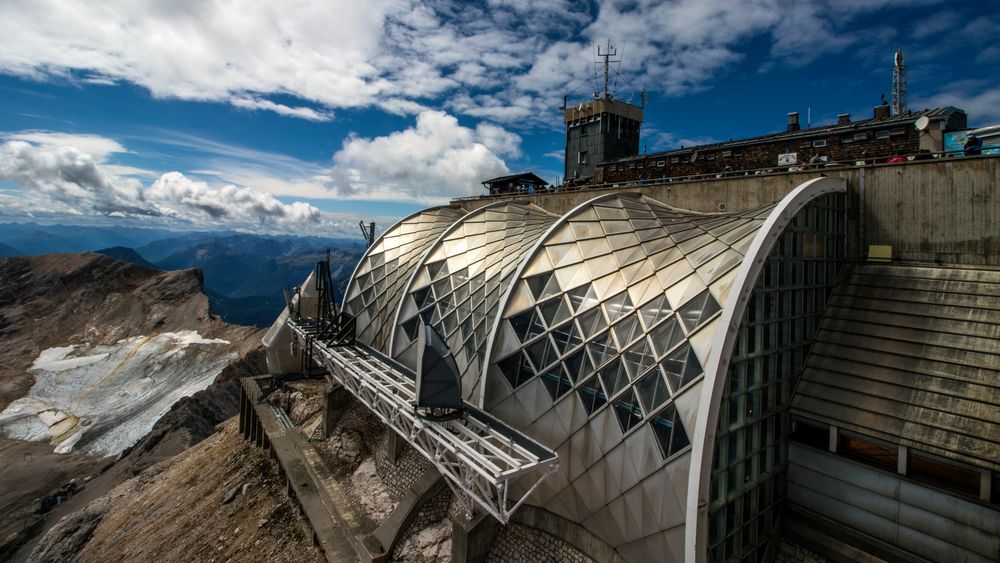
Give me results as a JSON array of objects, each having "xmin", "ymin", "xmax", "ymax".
[{"xmin": 288, "ymin": 318, "xmax": 558, "ymax": 524}]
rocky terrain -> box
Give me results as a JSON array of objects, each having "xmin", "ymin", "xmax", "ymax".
[{"xmin": 0, "ymin": 253, "xmax": 276, "ymax": 559}]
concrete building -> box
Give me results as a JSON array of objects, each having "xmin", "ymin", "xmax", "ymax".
[
  {"xmin": 593, "ymin": 106, "xmax": 967, "ymax": 185},
  {"xmin": 261, "ymin": 149, "xmax": 998, "ymax": 561}
]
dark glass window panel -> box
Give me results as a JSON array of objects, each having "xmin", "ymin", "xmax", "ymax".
[
  {"xmin": 651, "ymin": 403, "xmax": 680, "ymax": 458},
  {"xmin": 790, "ymin": 419, "xmax": 828, "ymax": 450},
  {"xmin": 839, "ymin": 433, "xmax": 897, "ymax": 472},
  {"xmin": 539, "ymin": 296, "xmax": 571, "ymax": 328},
  {"xmin": 401, "ymin": 317, "xmax": 420, "ymax": 341},
  {"xmin": 470, "ymin": 271, "xmax": 486, "ymax": 291},
  {"xmin": 441, "ymin": 311, "xmax": 458, "ymax": 335},
  {"xmin": 426, "ymin": 260, "xmax": 448, "ymax": 281},
  {"xmin": 638, "ymin": 294, "xmax": 672, "ymax": 330},
  {"xmin": 550, "ymin": 319, "xmax": 583, "ymax": 355},
  {"xmin": 604, "ymin": 291, "xmax": 635, "ymax": 323},
  {"xmin": 613, "ymin": 389, "xmax": 644, "ymax": 433},
  {"xmin": 361, "ymin": 286, "xmax": 374, "ymax": 306},
  {"xmin": 452, "ymin": 266, "xmax": 469, "ymax": 287},
  {"xmin": 662, "ymin": 344, "xmax": 703, "ymax": 390},
  {"xmin": 566, "ymin": 283, "xmax": 599, "ymax": 313},
  {"xmin": 577, "ymin": 375, "xmax": 608, "ymax": 415},
  {"xmin": 636, "ymin": 370, "xmax": 668, "ymax": 412},
  {"xmin": 454, "ymin": 281, "xmax": 469, "ymax": 303},
  {"xmin": 599, "ymin": 358, "xmax": 629, "ymax": 397},
  {"xmin": 413, "ymin": 286, "xmax": 434, "ymax": 309},
  {"xmin": 649, "ymin": 317, "xmax": 683, "ymax": 357},
  {"xmin": 562, "ymin": 349, "xmax": 592, "ymax": 384},
  {"xmin": 587, "ymin": 331, "xmax": 614, "ymax": 368},
  {"xmin": 348, "ymin": 295, "xmax": 364, "ymax": 314},
  {"xmin": 432, "ymin": 278, "xmax": 451, "ymax": 301},
  {"xmin": 612, "ymin": 314, "xmax": 640, "ymax": 349},
  {"xmin": 577, "ymin": 308, "xmax": 607, "ymax": 337},
  {"xmin": 497, "ymin": 351, "xmax": 534, "ymax": 389},
  {"xmin": 419, "ymin": 308, "xmax": 434, "ymax": 325},
  {"xmin": 623, "ymin": 339, "xmax": 656, "ymax": 380},
  {"xmin": 525, "ymin": 272, "xmax": 552, "ymax": 299},
  {"xmin": 678, "ymin": 290, "xmax": 722, "ymax": 334},
  {"xmin": 509, "ymin": 308, "xmax": 546, "ymax": 342},
  {"xmin": 541, "ymin": 364, "xmax": 574, "ymax": 401},
  {"xmin": 526, "ymin": 335, "xmax": 556, "ymax": 371}
]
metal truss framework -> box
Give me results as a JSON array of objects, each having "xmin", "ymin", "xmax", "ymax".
[{"xmin": 288, "ymin": 318, "xmax": 559, "ymax": 524}]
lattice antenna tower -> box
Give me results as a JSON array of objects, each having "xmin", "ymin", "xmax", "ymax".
[
  {"xmin": 892, "ymin": 48, "xmax": 907, "ymax": 115},
  {"xmin": 596, "ymin": 39, "xmax": 620, "ymax": 99}
]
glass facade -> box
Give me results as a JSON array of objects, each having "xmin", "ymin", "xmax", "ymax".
[
  {"xmin": 707, "ymin": 193, "xmax": 846, "ymax": 562},
  {"xmin": 390, "ymin": 202, "xmax": 557, "ymax": 399},
  {"xmin": 344, "ymin": 206, "xmax": 465, "ymax": 351}
]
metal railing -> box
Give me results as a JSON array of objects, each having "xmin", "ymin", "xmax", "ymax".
[{"xmin": 287, "ymin": 318, "xmax": 559, "ymax": 524}]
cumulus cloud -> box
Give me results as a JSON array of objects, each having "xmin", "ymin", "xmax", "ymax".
[
  {"xmin": 330, "ymin": 110, "xmax": 517, "ymax": 202},
  {"xmin": 0, "ymin": 136, "xmax": 325, "ymax": 231}
]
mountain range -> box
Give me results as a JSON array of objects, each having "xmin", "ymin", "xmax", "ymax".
[{"xmin": 1, "ymin": 223, "xmax": 366, "ymax": 327}]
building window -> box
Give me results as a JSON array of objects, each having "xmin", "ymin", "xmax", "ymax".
[
  {"xmin": 876, "ymin": 130, "xmax": 891, "ymax": 139},
  {"xmin": 839, "ymin": 431, "xmax": 897, "ymax": 471},
  {"xmin": 908, "ymin": 451, "xmax": 981, "ymax": 498},
  {"xmin": 579, "ymin": 151, "xmax": 588, "ymax": 164},
  {"xmin": 890, "ymin": 128, "xmax": 906, "ymax": 136},
  {"xmin": 790, "ymin": 418, "xmax": 828, "ymax": 450},
  {"xmin": 854, "ymin": 132, "xmax": 867, "ymax": 141},
  {"xmin": 671, "ymin": 157, "xmax": 680, "ymax": 164},
  {"xmin": 721, "ymin": 150, "xmax": 732, "ymax": 157},
  {"xmin": 841, "ymin": 136, "xmax": 854, "ymax": 144},
  {"xmin": 657, "ymin": 160, "xmax": 665, "ymax": 167},
  {"xmin": 706, "ymin": 153, "xmax": 716, "ymax": 160},
  {"xmin": 637, "ymin": 162, "xmax": 644, "ymax": 169},
  {"xmin": 813, "ymin": 139, "xmax": 827, "ymax": 148},
  {"xmin": 629, "ymin": 163, "xmax": 636, "ymax": 169},
  {"xmin": 616, "ymin": 164, "xmax": 624, "ymax": 172}
]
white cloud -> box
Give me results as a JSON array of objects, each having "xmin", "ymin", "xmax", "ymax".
[
  {"xmin": 914, "ymin": 86, "xmax": 1000, "ymax": 124},
  {"xmin": 4, "ymin": 131, "xmax": 128, "ymax": 160},
  {"xmin": 330, "ymin": 110, "xmax": 515, "ymax": 202},
  {"xmin": 0, "ymin": 0, "xmax": 956, "ymax": 126},
  {"xmin": 230, "ymin": 97, "xmax": 333, "ymax": 122},
  {"xmin": 0, "ymin": 136, "xmax": 329, "ymax": 232}
]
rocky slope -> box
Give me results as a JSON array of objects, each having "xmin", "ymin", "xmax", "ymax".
[{"xmin": 0, "ymin": 252, "xmax": 265, "ymax": 558}]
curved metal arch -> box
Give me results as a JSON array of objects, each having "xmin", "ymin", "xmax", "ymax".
[
  {"xmin": 340, "ymin": 204, "xmax": 462, "ymax": 312},
  {"xmin": 682, "ymin": 177, "xmax": 847, "ymax": 562},
  {"xmin": 477, "ymin": 191, "xmax": 645, "ymax": 407},
  {"xmin": 386, "ymin": 200, "xmax": 556, "ymax": 366}
]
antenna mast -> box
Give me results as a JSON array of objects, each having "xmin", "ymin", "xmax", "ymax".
[
  {"xmin": 359, "ymin": 220, "xmax": 376, "ymax": 248},
  {"xmin": 596, "ymin": 40, "xmax": 619, "ymax": 99},
  {"xmin": 892, "ymin": 48, "xmax": 907, "ymax": 115}
]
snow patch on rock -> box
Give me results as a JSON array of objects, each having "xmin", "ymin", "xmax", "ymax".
[{"xmin": 0, "ymin": 331, "xmax": 235, "ymax": 457}]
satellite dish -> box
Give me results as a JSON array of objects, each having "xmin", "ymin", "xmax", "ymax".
[{"xmin": 914, "ymin": 116, "xmax": 930, "ymax": 131}]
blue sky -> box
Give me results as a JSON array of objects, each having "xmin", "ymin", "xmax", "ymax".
[{"xmin": 1, "ymin": 0, "xmax": 997, "ymax": 238}]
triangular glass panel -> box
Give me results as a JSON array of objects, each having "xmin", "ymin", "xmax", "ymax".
[
  {"xmin": 649, "ymin": 317, "xmax": 683, "ymax": 357},
  {"xmin": 612, "ymin": 314, "xmax": 640, "ymax": 349},
  {"xmin": 508, "ymin": 308, "xmax": 545, "ymax": 342},
  {"xmin": 526, "ymin": 335, "xmax": 556, "ymax": 371},
  {"xmin": 622, "ymin": 339, "xmax": 656, "ymax": 380},
  {"xmin": 662, "ymin": 343, "xmax": 703, "ymax": 390},
  {"xmin": 636, "ymin": 370, "xmax": 668, "ymax": 412},
  {"xmin": 426, "ymin": 260, "xmax": 448, "ymax": 281},
  {"xmin": 638, "ymin": 295, "xmax": 672, "ymax": 330},
  {"xmin": 577, "ymin": 307, "xmax": 607, "ymax": 337},
  {"xmin": 677, "ymin": 290, "xmax": 721, "ymax": 334},
  {"xmin": 576, "ymin": 375, "xmax": 607, "ymax": 415},
  {"xmin": 497, "ymin": 351, "xmax": 534, "ymax": 389},
  {"xmin": 541, "ymin": 364, "xmax": 574, "ymax": 401},
  {"xmin": 538, "ymin": 296, "xmax": 571, "ymax": 328},
  {"xmin": 550, "ymin": 318, "xmax": 583, "ymax": 355},
  {"xmin": 603, "ymin": 291, "xmax": 635, "ymax": 324},
  {"xmin": 525, "ymin": 272, "xmax": 552, "ymax": 300},
  {"xmin": 562, "ymin": 348, "xmax": 592, "ymax": 384},
  {"xmin": 586, "ymin": 331, "xmax": 614, "ymax": 368},
  {"xmin": 612, "ymin": 389, "xmax": 644, "ymax": 434},
  {"xmin": 566, "ymin": 283, "xmax": 600, "ymax": 314},
  {"xmin": 599, "ymin": 358, "xmax": 629, "ymax": 396}
]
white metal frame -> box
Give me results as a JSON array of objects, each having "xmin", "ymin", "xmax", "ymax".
[{"xmin": 288, "ymin": 320, "xmax": 559, "ymax": 524}]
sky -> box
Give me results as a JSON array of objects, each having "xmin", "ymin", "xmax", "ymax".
[{"xmin": 0, "ymin": 0, "xmax": 998, "ymax": 239}]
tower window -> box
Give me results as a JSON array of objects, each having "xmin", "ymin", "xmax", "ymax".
[{"xmin": 579, "ymin": 151, "xmax": 588, "ymax": 164}]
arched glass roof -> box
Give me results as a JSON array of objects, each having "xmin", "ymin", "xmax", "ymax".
[
  {"xmin": 389, "ymin": 201, "xmax": 557, "ymax": 400},
  {"xmin": 482, "ymin": 194, "xmax": 773, "ymax": 469},
  {"xmin": 343, "ymin": 206, "xmax": 465, "ymax": 351}
]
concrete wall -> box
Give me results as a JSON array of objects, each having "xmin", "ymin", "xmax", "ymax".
[
  {"xmin": 456, "ymin": 156, "xmax": 1000, "ymax": 266},
  {"xmin": 787, "ymin": 443, "xmax": 1000, "ymax": 563}
]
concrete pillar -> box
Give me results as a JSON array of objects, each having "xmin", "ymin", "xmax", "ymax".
[
  {"xmin": 450, "ymin": 512, "xmax": 500, "ymax": 563},
  {"xmin": 378, "ymin": 431, "xmax": 405, "ymax": 465},
  {"xmin": 323, "ymin": 384, "xmax": 351, "ymax": 436}
]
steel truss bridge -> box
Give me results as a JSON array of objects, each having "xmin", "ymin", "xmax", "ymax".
[{"xmin": 287, "ymin": 316, "xmax": 559, "ymax": 524}]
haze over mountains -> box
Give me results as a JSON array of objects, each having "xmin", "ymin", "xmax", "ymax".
[{"xmin": 0, "ymin": 223, "xmax": 366, "ymax": 327}]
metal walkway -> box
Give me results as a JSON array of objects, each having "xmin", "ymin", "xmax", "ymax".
[{"xmin": 288, "ymin": 318, "xmax": 559, "ymax": 524}]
